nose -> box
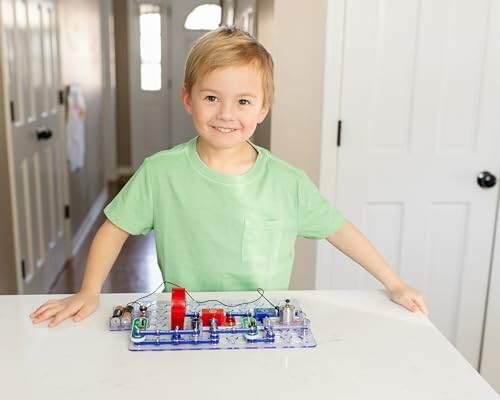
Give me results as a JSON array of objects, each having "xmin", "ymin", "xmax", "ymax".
[{"xmin": 217, "ymin": 101, "xmax": 235, "ymax": 121}]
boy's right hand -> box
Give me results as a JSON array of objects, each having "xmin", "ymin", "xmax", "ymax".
[{"xmin": 30, "ymin": 292, "xmax": 99, "ymax": 328}]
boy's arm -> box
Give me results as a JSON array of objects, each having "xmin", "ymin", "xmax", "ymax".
[
  {"xmin": 30, "ymin": 219, "xmax": 129, "ymax": 327},
  {"xmin": 327, "ymin": 220, "xmax": 429, "ymax": 315}
]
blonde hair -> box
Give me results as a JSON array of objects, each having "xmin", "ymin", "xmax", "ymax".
[{"xmin": 184, "ymin": 27, "xmax": 274, "ymax": 106}]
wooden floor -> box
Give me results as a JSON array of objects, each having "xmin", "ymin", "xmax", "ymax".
[{"xmin": 49, "ymin": 178, "xmax": 163, "ymax": 294}]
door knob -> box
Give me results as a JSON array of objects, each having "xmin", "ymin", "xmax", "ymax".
[
  {"xmin": 36, "ymin": 128, "xmax": 53, "ymax": 140},
  {"xmin": 477, "ymin": 171, "xmax": 497, "ymax": 188}
]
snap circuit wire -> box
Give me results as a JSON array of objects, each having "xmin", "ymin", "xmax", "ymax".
[{"xmin": 127, "ymin": 280, "xmax": 277, "ymax": 309}]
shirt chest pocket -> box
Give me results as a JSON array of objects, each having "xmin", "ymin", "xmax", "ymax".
[{"xmin": 242, "ymin": 218, "xmax": 282, "ymax": 263}]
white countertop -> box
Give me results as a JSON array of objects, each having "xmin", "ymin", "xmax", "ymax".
[{"xmin": 1, "ymin": 290, "xmax": 498, "ymax": 399}]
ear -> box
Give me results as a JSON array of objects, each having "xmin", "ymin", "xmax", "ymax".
[
  {"xmin": 257, "ymin": 103, "xmax": 270, "ymax": 124},
  {"xmin": 181, "ymin": 85, "xmax": 193, "ymax": 114}
]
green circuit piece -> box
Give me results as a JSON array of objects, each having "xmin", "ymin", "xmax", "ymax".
[
  {"xmin": 131, "ymin": 317, "xmax": 149, "ymax": 339},
  {"xmin": 241, "ymin": 316, "xmax": 258, "ymax": 334}
]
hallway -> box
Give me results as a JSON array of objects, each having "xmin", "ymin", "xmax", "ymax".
[{"xmin": 49, "ymin": 179, "xmax": 163, "ymax": 294}]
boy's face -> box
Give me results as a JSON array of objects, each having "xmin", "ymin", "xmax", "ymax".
[{"xmin": 181, "ymin": 64, "xmax": 269, "ymax": 151}]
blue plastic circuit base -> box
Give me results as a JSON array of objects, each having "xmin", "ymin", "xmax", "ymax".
[{"xmin": 109, "ymin": 298, "xmax": 317, "ymax": 351}]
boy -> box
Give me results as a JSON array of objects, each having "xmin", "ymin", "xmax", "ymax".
[{"xmin": 31, "ymin": 27, "xmax": 428, "ymax": 327}]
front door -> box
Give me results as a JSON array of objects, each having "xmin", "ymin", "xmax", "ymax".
[
  {"xmin": 2, "ymin": 0, "xmax": 67, "ymax": 293},
  {"xmin": 128, "ymin": 0, "xmax": 170, "ymax": 169},
  {"xmin": 128, "ymin": 0, "xmax": 220, "ymax": 169},
  {"xmin": 323, "ymin": 0, "xmax": 500, "ymax": 368}
]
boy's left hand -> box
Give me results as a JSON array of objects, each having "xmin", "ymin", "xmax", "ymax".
[{"xmin": 389, "ymin": 283, "xmax": 429, "ymax": 316}]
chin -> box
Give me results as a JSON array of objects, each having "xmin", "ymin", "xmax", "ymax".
[{"xmin": 201, "ymin": 132, "xmax": 251, "ymax": 146}]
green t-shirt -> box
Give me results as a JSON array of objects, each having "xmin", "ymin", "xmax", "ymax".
[{"xmin": 104, "ymin": 137, "xmax": 344, "ymax": 291}]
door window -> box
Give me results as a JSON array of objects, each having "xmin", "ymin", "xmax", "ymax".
[
  {"xmin": 139, "ymin": 4, "xmax": 162, "ymax": 91},
  {"xmin": 184, "ymin": 4, "xmax": 221, "ymax": 30}
]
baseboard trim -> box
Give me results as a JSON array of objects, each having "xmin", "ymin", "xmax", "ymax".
[{"xmin": 72, "ymin": 187, "xmax": 108, "ymax": 257}]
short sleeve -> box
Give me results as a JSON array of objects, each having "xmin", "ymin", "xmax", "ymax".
[
  {"xmin": 297, "ymin": 171, "xmax": 345, "ymax": 239},
  {"xmin": 104, "ymin": 159, "xmax": 154, "ymax": 235}
]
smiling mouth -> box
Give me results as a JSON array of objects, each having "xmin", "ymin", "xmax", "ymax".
[{"xmin": 212, "ymin": 126, "xmax": 238, "ymax": 133}]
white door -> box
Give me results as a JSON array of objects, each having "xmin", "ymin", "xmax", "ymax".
[
  {"xmin": 320, "ymin": 0, "xmax": 500, "ymax": 368},
  {"xmin": 128, "ymin": 0, "xmax": 170, "ymax": 169},
  {"xmin": 2, "ymin": 0, "xmax": 67, "ymax": 293}
]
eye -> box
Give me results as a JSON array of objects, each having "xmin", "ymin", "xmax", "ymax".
[
  {"xmin": 239, "ymin": 99, "xmax": 250, "ymax": 105},
  {"xmin": 205, "ymin": 95, "xmax": 217, "ymax": 102}
]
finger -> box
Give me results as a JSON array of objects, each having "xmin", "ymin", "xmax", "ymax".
[
  {"xmin": 31, "ymin": 302, "xmax": 64, "ymax": 321},
  {"xmin": 49, "ymin": 304, "xmax": 81, "ymax": 328},
  {"xmin": 73, "ymin": 303, "xmax": 96, "ymax": 322},
  {"xmin": 31, "ymin": 303, "xmax": 65, "ymax": 324},
  {"xmin": 399, "ymin": 296, "xmax": 419, "ymax": 313},
  {"xmin": 49, "ymin": 308, "xmax": 75, "ymax": 328},
  {"xmin": 30, "ymin": 302, "xmax": 56, "ymax": 318},
  {"xmin": 31, "ymin": 298, "xmax": 68, "ymax": 317},
  {"xmin": 414, "ymin": 296, "xmax": 430, "ymax": 316}
]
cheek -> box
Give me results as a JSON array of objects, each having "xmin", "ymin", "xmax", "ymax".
[
  {"xmin": 191, "ymin": 104, "xmax": 212, "ymax": 123},
  {"xmin": 243, "ymin": 111, "xmax": 262, "ymax": 127}
]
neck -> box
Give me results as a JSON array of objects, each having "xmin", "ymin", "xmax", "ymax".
[{"xmin": 196, "ymin": 138, "xmax": 258, "ymax": 175}]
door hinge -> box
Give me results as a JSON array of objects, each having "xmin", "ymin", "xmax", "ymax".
[
  {"xmin": 58, "ymin": 89, "xmax": 65, "ymax": 105},
  {"xmin": 10, "ymin": 100, "xmax": 15, "ymax": 122},
  {"xmin": 337, "ymin": 120, "xmax": 342, "ymax": 147},
  {"xmin": 21, "ymin": 259, "xmax": 26, "ymax": 280},
  {"xmin": 166, "ymin": 5, "xmax": 172, "ymax": 17},
  {"xmin": 64, "ymin": 204, "xmax": 70, "ymax": 219}
]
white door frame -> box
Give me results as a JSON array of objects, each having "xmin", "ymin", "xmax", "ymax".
[
  {"xmin": 480, "ymin": 199, "xmax": 500, "ymax": 391},
  {"xmin": 128, "ymin": 0, "xmax": 142, "ymax": 170},
  {"xmin": 316, "ymin": 0, "xmax": 344, "ymax": 288},
  {"xmin": 0, "ymin": 4, "xmax": 23, "ymax": 292},
  {"xmin": 101, "ymin": 0, "xmax": 118, "ymax": 182},
  {"xmin": 52, "ymin": 1, "xmax": 72, "ymax": 287}
]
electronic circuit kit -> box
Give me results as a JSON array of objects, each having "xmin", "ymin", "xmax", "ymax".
[{"xmin": 109, "ymin": 286, "xmax": 317, "ymax": 351}]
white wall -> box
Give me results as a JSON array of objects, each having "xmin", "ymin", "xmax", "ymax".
[
  {"xmin": 269, "ymin": 0, "xmax": 328, "ymax": 289},
  {"xmin": 58, "ymin": 0, "xmax": 107, "ymax": 235}
]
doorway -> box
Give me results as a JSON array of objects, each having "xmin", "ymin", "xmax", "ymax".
[{"xmin": 127, "ymin": 0, "xmax": 220, "ymax": 169}]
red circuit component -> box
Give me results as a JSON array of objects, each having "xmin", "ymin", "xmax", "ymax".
[
  {"xmin": 201, "ymin": 308, "xmax": 224, "ymax": 326},
  {"xmin": 171, "ymin": 288, "xmax": 186, "ymax": 329},
  {"xmin": 225, "ymin": 315, "xmax": 236, "ymax": 326}
]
